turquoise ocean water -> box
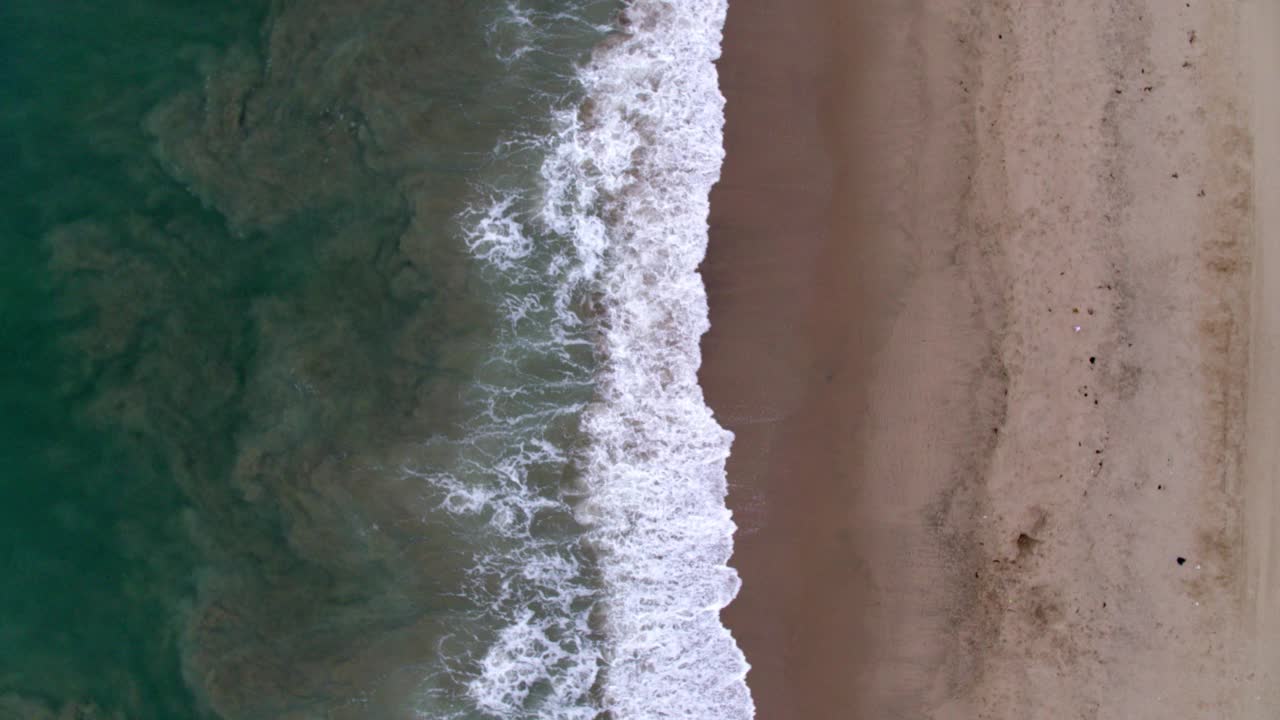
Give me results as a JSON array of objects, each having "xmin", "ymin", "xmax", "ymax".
[{"xmin": 0, "ymin": 1, "xmax": 751, "ymax": 717}]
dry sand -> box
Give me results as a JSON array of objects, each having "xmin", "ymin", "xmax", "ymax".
[
  {"xmin": 701, "ymin": 0, "xmax": 1277, "ymax": 717},
  {"xmin": 1244, "ymin": 0, "xmax": 1280, "ymax": 715}
]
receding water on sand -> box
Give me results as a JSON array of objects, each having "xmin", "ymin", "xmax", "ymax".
[{"xmin": 1, "ymin": 1, "xmax": 749, "ymax": 717}]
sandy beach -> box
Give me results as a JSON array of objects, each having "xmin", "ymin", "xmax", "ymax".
[{"xmin": 702, "ymin": 0, "xmax": 1277, "ymax": 717}]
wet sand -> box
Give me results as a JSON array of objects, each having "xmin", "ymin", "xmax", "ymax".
[{"xmin": 702, "ymin": 0, "xmax": 1274, "ymax": 717}]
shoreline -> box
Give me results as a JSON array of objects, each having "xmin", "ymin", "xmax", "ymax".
[
  {"xmin": 702, "ymin": 1, "xmax": 993, "ymax": 716},
  {"xmin": 704, "ymin": 0, "xmax": 1273, "ymax": 716}
]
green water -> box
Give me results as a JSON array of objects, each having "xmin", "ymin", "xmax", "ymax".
[
  {"xmin": 1, "ymin": 2, "xmax": 269, "ymax": 716},
  {"xmin": 0, "ymin": 0, "xmax": 618, "ymax": 716}
]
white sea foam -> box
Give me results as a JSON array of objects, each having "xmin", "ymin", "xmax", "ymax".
[
  {"xmin": 438, "ymin": 0, "xmax": 752, "ymax": 717},
  {"xmin": 548, "ymin": 1, "xmax": 752, "ymax": 717}
]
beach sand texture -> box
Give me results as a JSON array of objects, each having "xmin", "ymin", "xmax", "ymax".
[{"xmin": 701, "ymin": 0, "xmax": 1278, "ymax": 717}]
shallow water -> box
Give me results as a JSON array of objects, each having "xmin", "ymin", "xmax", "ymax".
[{"xmin": 0, "ymin": 1, "xmax": 749, "ymax": 717}]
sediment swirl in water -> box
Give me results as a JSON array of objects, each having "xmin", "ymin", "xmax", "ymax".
[{"xmin": 3, "ymin": 0, "xmax": 747, "ymax": 717}]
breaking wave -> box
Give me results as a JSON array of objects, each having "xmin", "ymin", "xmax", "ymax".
[{"xmin": 425, "ymin": 1, "xmax": 753, "ymax": 717}]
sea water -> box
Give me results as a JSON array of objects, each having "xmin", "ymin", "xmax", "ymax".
[{"xmin": 0, "ymin": 1, "xmax": 750, "ymax": 717}]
